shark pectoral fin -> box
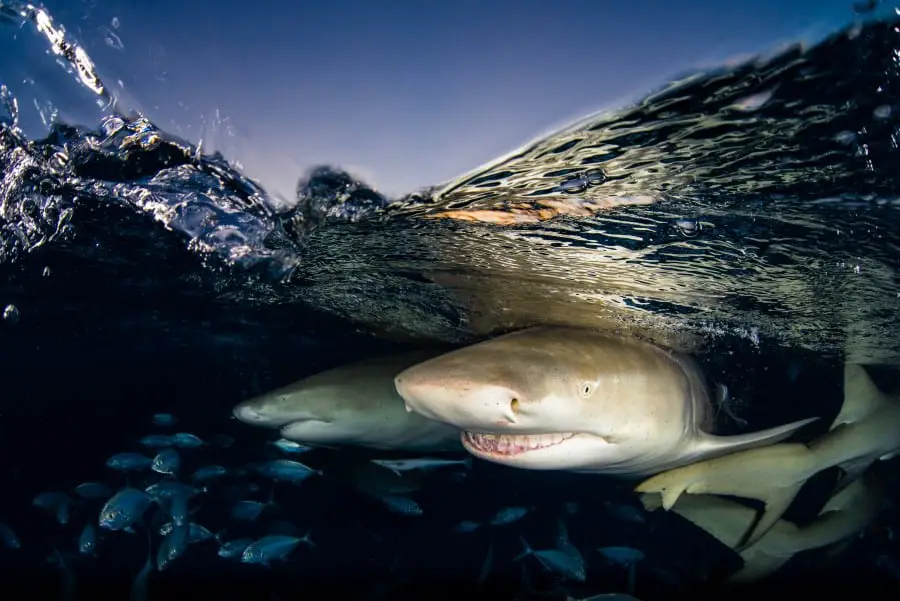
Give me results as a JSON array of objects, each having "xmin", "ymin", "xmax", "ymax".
[
  {"xmin": 693, "ymin": 417, "xmax": 819, "ymax": 460},
  {"xmin": 634, "ymin": 465, "xmax": 703, "ymax": 511},
  {"xmin": 736, "ymin": 482, "xmax": 805, "ymax": 550}
]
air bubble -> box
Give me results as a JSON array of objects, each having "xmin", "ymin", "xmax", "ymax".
[
  {"xmin": 675, "ymin": 219, "xmax": 700, "ymax": 237},
  {"xmin": 584, "ymin": 169, "xmax": 607, "ymax": 186},
  {"xmin": 560, "ymin": 178, "xmax": 587, "ymax": 194},
  {"xmin": 874, "ymin": 105, "xmax": 891, "ymax": 119}
]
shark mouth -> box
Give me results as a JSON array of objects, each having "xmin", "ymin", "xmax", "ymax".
[{"xmin": 463, "ymin": 431, "xmax": 575, "ymax": 455}]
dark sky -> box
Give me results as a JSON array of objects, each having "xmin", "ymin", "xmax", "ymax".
[{"xmin": 3, "ymin": 0, "xmax": 880, "ymax": 201}]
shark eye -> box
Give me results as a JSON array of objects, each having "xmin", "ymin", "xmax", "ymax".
[
  {"xmin": 510, "ymin": 398, "xmax": 521, "ymax": 413},
  {"xmin": 579, "ymin": 382, "xmax": 595, "ymax": 398}
]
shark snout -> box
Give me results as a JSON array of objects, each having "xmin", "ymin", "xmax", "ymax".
[
  {"xmin": 394, "ymin": 368, "xmax": 524, "ymax": 431},
  {"xmin": 233, "ymin": 401, "xmax": 273, "ymax": 425}
]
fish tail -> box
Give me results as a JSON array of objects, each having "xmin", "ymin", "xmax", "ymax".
[
  {"xmin": 213, "ymin": 529, "xmax": 227, "ymax": 545},
  {"xmin": 512, "ymin": 536, "xmax": 533, "ymax": 561}
]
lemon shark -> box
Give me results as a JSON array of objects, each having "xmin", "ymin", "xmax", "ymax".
[
  {"xmin": 635, "ymin": 362, "xmax": 899, "ymax": 548},
  {"xmin": 393, "ymin": 327, "xmax": 817, "ymax": 476},
  {"xmin": 639, "ymin": 468, "xmax": 882, "ymax": 584},
  {"xmin": 233, "ymin": 351, "xmax": 463, "ymax": 451}
]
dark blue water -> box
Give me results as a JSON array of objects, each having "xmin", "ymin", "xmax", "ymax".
[{"xmin": 1, "ymin": 2, "xmax": 900, "ymax": 600}]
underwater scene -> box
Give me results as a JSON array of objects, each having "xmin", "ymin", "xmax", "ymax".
[{"xmin": 1, "ymin": 1, "xmax": 900, "ymax": 600}]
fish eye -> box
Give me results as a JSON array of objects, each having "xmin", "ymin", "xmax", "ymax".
[
  {"xmin": 510, "ymin": 398, "xmax": 520, "ymax": 413},
  {"xmin": 579, "ymin": 382, "xmax": 595, "ymax": 398}
]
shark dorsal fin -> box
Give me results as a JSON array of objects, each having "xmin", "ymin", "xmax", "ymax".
[{"xmin": 832, "ymin": 364, "xmax": 891, "ymax": 430}]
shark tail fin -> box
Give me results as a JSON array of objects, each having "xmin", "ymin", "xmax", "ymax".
[
  {"xmin": 693, "ymin": 417, "xmax": 818, "ymax": 460},
  {"xmin": 832, "ymin": 364, "xmax": 889, "ymax": 430}
]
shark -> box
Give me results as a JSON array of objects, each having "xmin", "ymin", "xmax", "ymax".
[
  {"xmin": 393, "ymin": 326, "xmax": 817, "ymax": 476},
  {"xmin": 635, "ymin": 362, "xmax": 899, "ymax": 548},
  {"xmin": 638, "ymin": 467, "xmax": 883, "ymax": 583},
  {"xmin": 233, "ymin": 351, "xmax": 463, "ymax": 452}
]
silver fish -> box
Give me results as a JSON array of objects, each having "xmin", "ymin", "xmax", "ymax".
[
  {"xmin": 98, "ymin": 488, "xmax": 151, "ymax": 531},
  {"xmin": 75, "ymin": 482, "xmax": 113, "ymax": 499},
  {"xmin": 106, "ymin": 452, "xmax": 152, "ymax": 472},
  {"xmin": 152, "ymin": 413, "xmax": 178, "ymax": 427},
  {"xmin": 78, "ymin": 523, "xmax": 96, "ymax": 554},
  {"xmin": 370, "ymin": 456, "xmax": 472, "ymax": 476},
  {"xmin": 241, "ymin": 533, "xmax": 313, "ymax": 566},
  {"xmin": 256, "ymin": 459, "xmax": 321, "ymax": 483},
  {"xmin": 380, "ymin": 495, "xmax": 423, "ymax": 516},
  {"xmin": 151, "ymin": 449, "xmax": 181, "ymax": 475},
  {"xmin": 490, "ymin": 506, "xmax": 531, "ymax": 526}
]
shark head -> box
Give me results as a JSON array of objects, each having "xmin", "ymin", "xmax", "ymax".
[
  {"xmin": 394, "ymin": 327, "xmax": 687, "ymax": 472},
  {"xmin": 232, "ymin": 384, "xmax": 372, "ymax": 446},
  {"xmin": 233, "ymin": 352, "xmax": 463, "ymax": 451}
]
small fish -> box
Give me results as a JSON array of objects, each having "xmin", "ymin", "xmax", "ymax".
[
  {"xmin": 370, "ymin": 456, "xmax": 472, "ymax": 476},
  {"xmin": 145, "ymin": 480, "xmax": 203, "ymax": 503},
  {"xmin": 597, "ymin": 546, "xmax": 645, "ymax": 594},
  {"xmin": 490, "ymin": 506, "xmax": 531, "ymax": 526},
  {"xmin": 99, "ymin": 488, "xmax": 152, "ymax": 531},
  {"xmin": 171, "ymin": 432, "xmax": 205, "ymax": 448},
  {"xmin": 218, "ymin": 537, "xmax": 254, "ymax": 559},
  {"xmin": 230, "ymin": 500, "xmax": 271, "ymax": 522},
  {"xmin": 256, "ymin": 459, "xmax": 321, "ymax": 483},
  {"xmin": 158, "ymin": 522, "xmax": 216, "ymax": 544},
  {"xmin": 0, "ymin": 523, "xmax": 21, "ymax": 549},
  {"xmin": 270, "ymin": 439, "xmax": 314, "ymax": 454},
  {"xmin": 241, "ymin": 533, "xmax": 313, "ymax": 566},
  {"xmin": 379, "ymin": 495, "xmax": 423, "ymax": 516},
  {"xmin": 157, "ymin": 522, "xmax": 190, "ymax": 570},
  {"xmin": 191, "ymin": 465, "xmax": 228, "ymax": 483},
  {"xmin": 151, "ymin": 449, "xmax": 181, "ymax": 475},
  {"xmin": 555, "ymin": 518, "xmax": 584, "ymax": 565},
  {"xmin": 78, "ymin": 523, "xmax": 97, "ymax": 554},
  {"xmin": 167, "ymin": 489, "xmax": 190, "ymax": 526},
  {"xmin": 515, "ymin": 536, "xmax": 586, "ymax": 583},
  {"xmin": 106, "ymin": 452, "xmax": 152, "ymax": 472},
  {"xmin": 75, "ymin": 482, "xmax": 113, "ymax": 499},
  {"xmin": 139, "ymin": 434, "xmax": 174, "ymax": 448},
  {"xmin": 33, "ymin": 491, "xmax": 72, "ymax": 524},
  {"xmin": 152, "ymin": 413, "xmax": 178, "ymax": 427},
  {"xmin": 455, "ymin": 520, "xmax": 481, "ymax": 533}
]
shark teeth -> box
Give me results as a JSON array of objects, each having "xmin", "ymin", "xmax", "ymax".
[{"xmin": 464, "ymin": 432, "xmax": 575, "ymax": 455}]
